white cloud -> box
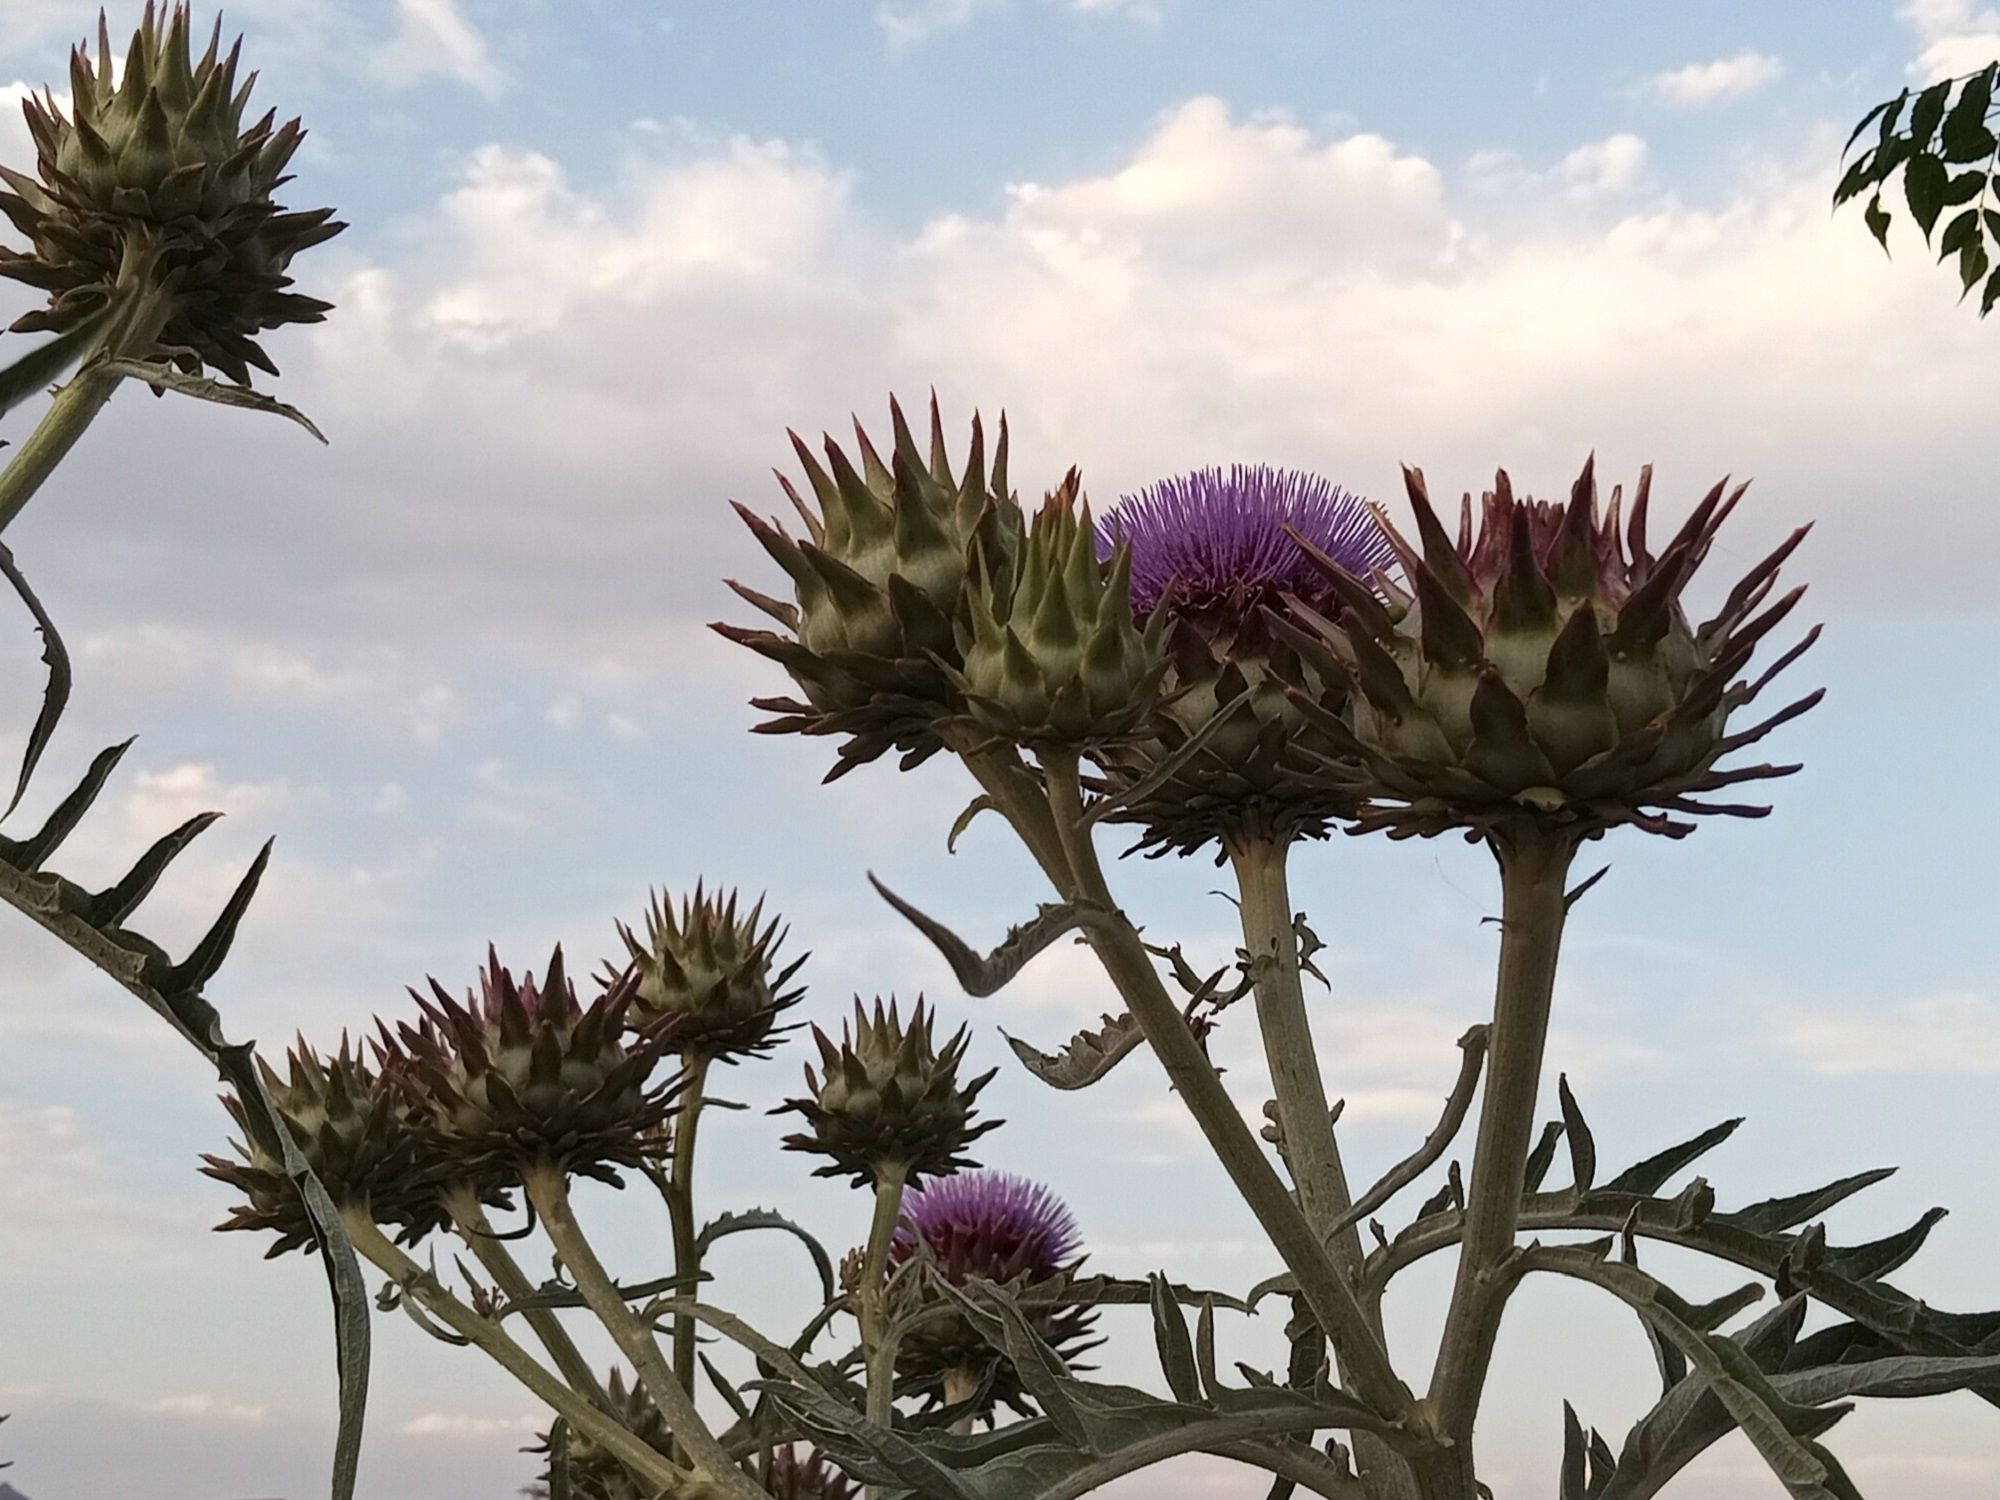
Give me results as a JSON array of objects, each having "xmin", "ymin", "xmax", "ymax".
[
  {"xmin": 371, "ymin": 0, "xmax": 505, "ymax": 97},
  {"xmin": 1645, "ymin": 50, "xmax": 1785, "ymax": 107},
  {"xmin": 1556, "ymin": 132, "xmax": 1649, "ymax": 196},
  {"xmin": 400, "ymin": 1410, "xmax": 539, "ymax": 1439},
  {"xmin": 877, "ymin": 0, "xmax": 1005, "ymax": 47},
  {"xmin": 145, "ymin": 1393, "xmax": 267, "ymax": 1423},
  {"xmin": 1785, "ymin": 989, "xmax": 2000, "ymax": 1075},
  {"xmin": 1905, "ymin": 0, "xmax": 2000, "ymax": 80}
]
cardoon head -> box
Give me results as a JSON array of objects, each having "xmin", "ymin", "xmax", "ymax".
[
  {"xmin": 767, "ymin": 1445, "xmax": 858, "ymax": 1500},
  {"xmin": 884, "ymin": 1170, "xmax": 1099, "ymax": 1419},
  {"xmin": 1089, "ymin": 465, "xmax": 1396, "ymax": 859}
]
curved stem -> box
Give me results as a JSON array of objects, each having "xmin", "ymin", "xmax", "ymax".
[
  {"xmin": 339, "ymin": 1207, "xmax": 681, "ymax": 1496},
  {"xmin": 0, "ymin": 242, "xmax": 177, "ymax": 535},
  {"xmin": 669, "ymin": 1053, "xmax": 711, "ymax": 1410},
  {"xmin": 524, "ymin": 1163, "xmax": 765, "ymax": 1500},
  {"xmin": 858, "ymin": 1159, "xmax": 910, "ymax": 1500},
  {"xmin": 445, "ymin": 1187, "xmax": 607, "ymax": 1407},
  {"xmin": 1427, "ymin": 831, "xmax": 1577, "ymax": 1449},
  {"xmin": 1035, "ymin": 750, "xmax": 1412, "ymax": 1426}
]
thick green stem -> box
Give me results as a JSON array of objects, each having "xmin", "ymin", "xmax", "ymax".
[
  {"xmin": 524, "ymin": 1164, "xmax": 765, "ymax": 1500},
  {"xmin": 1230, "ymin": 837, "xmax": 1415, "ymax": 1500},
  {"xmin": 445, "ymin": 1186, "xmax": 607, "ymax": 1407},
  {"xmin": 1034, "ymin": 751, "xmax": 1413, "ymax": 1426},
  {"xmin": 669, "ymin": 1053, "xmax": 711, "ymax": 1412},
  {"xmin": 339, "ymin": 1207, "xmax": 680, "ymax": 1495},
  {"xmin": 1427, "ymin": 831, "xmax": 1577, "ymax": 1456},
  {"xmin": 0, "ymin": 243, "xmax": 176, "ymax": 535},
  {"xmin": 857, "ymin": 1159, "xmax": 910, "ymax": 1499}
]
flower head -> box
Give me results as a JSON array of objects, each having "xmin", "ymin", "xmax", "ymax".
[
  {"xmin": 767, "ymin": 1446, "xmax": 858, "ymax": 1500},
  {"xmin": 611, "ymin": 883, "xmax": 805, "ymax": 1063},
  {"xmin": 1099, "ymin": 465, "xmax": 1394, "ymax": 633}
]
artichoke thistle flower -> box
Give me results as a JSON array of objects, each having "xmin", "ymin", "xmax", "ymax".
[
  {"xmin": 392, "ymin": 946, "xmax": 678, "ymax": 1189},
  {"xmin": 766, "ymin": 1446, "xmax": 858, "ymax": 1500},
  {"xmin": 715, "ymin": 397, "xmax": 1022, "ymax": 780},
  {"xmin": 611, "ymin": 883, "xmax": 805, "ymax": 1063},
  {"xmin": 527, "ymin": 1368, "xmax": 674, "ymax": 1500},
  {"xmin": 1091, "ymin": 465, "xmax": 1397, "ymax": 857},
  {"xmin": 0, "ymin": 3, "xmax": 345, "ymax": 383},
  {"xmin": 1282, "ymin": 460, "xmax": 1822, "ymax": 842},
  {"xmin": 778, "ymin": 997, "xmax": 999, "ymax": 1187},
  {"xmin": 885, "ymin": 1170, "xmax": 1100, "ymax": 1418},
  {"xmin": 201, "ymin": 1034, "xmax": 459, "ymax": 1256},
  {"xmin": 956, "ymin": 471, "xmax": 1168, "ymax": 750}
]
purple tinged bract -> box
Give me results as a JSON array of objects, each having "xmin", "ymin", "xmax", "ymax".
[{"xmin": 1098, "ymin": 464, "xmax": 1395, "ymax": 623}]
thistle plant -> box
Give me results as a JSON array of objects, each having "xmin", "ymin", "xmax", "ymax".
[{"xmin": 4, "ymin": 14, "xmax": 1996, "ymax": 1497}]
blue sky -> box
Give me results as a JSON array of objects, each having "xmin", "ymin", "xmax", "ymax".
[{"xmin": 2, "ymin": 2, "xmax": 1999, "ymax": 1497}]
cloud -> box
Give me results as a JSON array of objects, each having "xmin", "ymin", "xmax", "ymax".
[
  {"xmin": 371, "ymin": 0, "xmax": 505, "ymax": 96},
  {"xmin": 1645, "ymin": 50, "xmax": 1785, "ymax": 107},
  {"xmin": 876, "ymin": 0, "xmax": 1005, "ymax": 47},
  {"xmin": 1904, "ymin": 0, "xmax": 2000, "ymax": 80},
  {"xmin": 399, "ymin": 1410, "xmax": 539, "ymax": 1439},
  {"xmin": 1784, "ymin": 989, "xmax": 2000, "ymax": 1075},
  {"xmin": 145, "ymin": 1393, "xmax": 268, "ymax": 1423}
]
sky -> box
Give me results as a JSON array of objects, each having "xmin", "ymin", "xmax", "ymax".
[{"xmin": 1, "ymin": 0, "xmax": 1999, "ymax": 1497}]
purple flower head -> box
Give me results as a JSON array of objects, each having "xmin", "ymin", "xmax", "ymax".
[
  {"xmin": 888, "ymin": 1170, "xmax": 1083, "ymax": 1285},
  {"xmin": 1098, "ymin": 465, "xmax": 1396, "ymax": 629}
]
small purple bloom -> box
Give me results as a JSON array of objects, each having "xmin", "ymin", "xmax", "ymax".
[
  {"xmin": 889, "ymin": 1169, "xmax": 1083, "ymax": 1284},
  {"xmin": 1098, "ymin": 465, "xmax": 1396, "ymax": 622}
]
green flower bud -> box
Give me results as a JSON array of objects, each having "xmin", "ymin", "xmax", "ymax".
[
  {"xmin": 956, "ymin": 473, "xmax": 1167, "ymax": 750},
  {"xmin": 778, "ymin": 997, "xmax": 999, "ymax": 1188},
  {"xmin": 613, "ymin": 883, "xmax": 805, "ymax": 1063},
  {"xmin": 0, "ymin": 4, "xmax": 344, "ymax": 383}
]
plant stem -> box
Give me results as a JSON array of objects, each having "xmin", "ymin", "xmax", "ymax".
[
  {"xmin": 1035, "ymin": 751, "xmax": 1413, "ymax": 1427},
  {"xmin": 445, "ymin": 1186, "xmax": 607, "ymax": 1407},
  {"xmin": 0, "ymin": 241, "xmax": 176, "ymax": 535},
  {"xmin": 1427, "ymin": 830, "xmax": 1577, "ymax": 1453},
  {"xmin": 1230, "ymin": 836, "xmax": 1416, "ymax": 1500},
  {"xmin": 857, "ymin": 1158, "xmax": 910, "ymax": 1500},
  {"xmin": 339, "ymin": 1206, "xmax": 681, "ymax": 1495},
  {"xmin": 524, "ymin": 1163, "xmax": 765, "ymax": 1500},
  {"xmin": 942, "ymin": 1367, "xmax": 980, "ymax": 1435},
  {"xmin": 669, "ymin": 1052, "xmax": 711, "ymax": 1409}
]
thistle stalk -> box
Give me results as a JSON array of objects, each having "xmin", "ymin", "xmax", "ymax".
[
  {"xmin": 858, "ymin": 1158, "xmax": 911, "ymax": 1500},
  {"xmin": 0, "ymin": 241, "xmax": 176, "ymax": 535},
  {"xmin": 1033, "ymin": 749, "xmax": 1413, "ymax": 1426},
  {"xmin": 1427, "ymin": 830, "xmax": 1577, "ymax": 1459},
  {"xmin": 524, "ymin": 1162, "xmax": 765, "ymax": 1500},
  {"xmin": 444, "ymin": 1185, "xmax": 607, "ymax": 1407},
  {"xmin": 338, "ymin": 1206, "xmax": 680, "ymax": 1495},
  {"xmin": 669, "ymin": 1053, "xmax": 711, "ymax": 1408}
]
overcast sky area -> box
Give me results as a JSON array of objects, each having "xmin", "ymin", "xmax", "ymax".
[{"xmin": 2, "ymin": 1, "xmax": 1999, "ymax": 1497}]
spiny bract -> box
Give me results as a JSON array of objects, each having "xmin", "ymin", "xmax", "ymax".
[
  {"xmin": 715, "ymin": 396, "xmax": 1022, "ymax": 780},
  {"xmin": 0, "ymin": 3, "xmax": 344, "ymax": 382},
  {"xmin": 391, "ymin": 946, "xmax": 677, "ymax": 1189},
  {"xmin": 778, "ymin": 997, "xmax": 999, "ymax": 1187},
  {"xmin": 956, "ymin": 472, "xmax": 1168, "ymax": 751},
  {"xmin": 612, "ymin": 882, "xmax": 806, "ymax": 1063},
  {"xmin": 1280, "ymin": 459, "xmax": 1822, "ymax": 841}
]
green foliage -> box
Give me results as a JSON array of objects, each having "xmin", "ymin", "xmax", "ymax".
[{"xmin": 1838, "ymin": 62, "xmax": 2000, "ymax": 314}]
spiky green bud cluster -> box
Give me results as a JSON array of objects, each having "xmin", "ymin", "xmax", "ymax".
[
  {"xmin": 956, "ymin": 473, "xmax": 1167, "ymax": 749},
  {"xmin": 526, "ymin": 1370, "xmax": 680, "ymax": 1500},
  {"xmin": 778, "ymin": 997, "xmax": 999, "ymax": 1187},
  {"xmin": 200, "ymin": 1035, "xmax": 461, "ymax": 1256},
  {"xmin": 0, "ymin": 3, "xmax": 344, "ymax": 382},
  {"xmin": 716, "ymin": 396, "xmax": 1024, "ymax": 780},
  {"xmin": 766, "ymin": 1446, "xmax": 858, "ymax": 1500},
  {"xmin": 391, "ymin": 947, "xmax": 677, "ymax": 1188},
  {"xmin": 1280, "ymin": 460, "xmax": 1821, "ymax": 841},
  {"xmin": 612, "ymin": 883, "xmax": 804, "ymax": 1062}
]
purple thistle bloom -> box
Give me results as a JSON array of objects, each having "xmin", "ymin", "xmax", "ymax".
[
  {"xmin": 889, "ymin": 1169, "xmax": 1083, "ymax": 1284},
  {"xmin": 1098, "ymin": 465, "xmax": 1396, "ymax": 624}
]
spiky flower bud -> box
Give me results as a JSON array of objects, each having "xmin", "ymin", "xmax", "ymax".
[
  {"xmin": 885, "ymin": 1171, "xmax": 1098, "ymax": 1419},
  {"xmin": 778, "ymin": 997, "xmax": 999, "ymax": 1187},
  {"xmin": 766, "ymin": 1446, "xmax": 858, "ymax": 1500},
  {"xmin": 200, "ymin": 1035, "xmax": 459, "ymax": 1256},
  {"xmin": 0, "ymin": 4, "xmax": 344, "ymax": 382},
  {"xmin": 1090, "ymin": 465, "xmax": 1398, "ymax": 858},
  {"xmin": 715, "ymin": 396, "xmax": 1022, "ymax": 780},
  {"xmin": 525, "ymin": 1369, "xmax": 736, "ymax": 1500},
  {"xmin": 956, "ymin": 473, "xmax": 1168, "ymax": 750},
  {"xmin": 393, "ymin": 946, "xmax": 677, "ymax": 1189},
  {"xmin": 610, "ymin": 883, "xmax": 804, "ymax": 1062},
  {"xmin": 1283, "ymin": 460, "xmax": 1821, "ymax": 841}
]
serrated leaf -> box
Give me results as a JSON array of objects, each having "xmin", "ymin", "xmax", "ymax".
[
  {"xmin": 869, "ymin": 875, "xmax": 1084, "ymax": 997},
  {"xmin": 1939, "ymin": 206, "xmax": 1981, "ymax": 258},
  {"xmin": 1984, "ymin": 264, "xmax": 2000, "ymax": 315},
  {"xmin": 95, "ymin": 358, "xmax": 328, "ymax": 443},
  {"xmin": 1003, "ymin": 1012, "xmax": 1143, "ymax": 1090},
  {"xmin": 1943, "ymin": 168, "xmax": 1988, "ymax": 205},
  {"xmin": 1715, "ymin": 1169, "xmax": 1896, "ymax": 1236},
  {"xmin": 0, "ymin": 541, "xmax": 70, "ymax": 818},
  {"xmin": 1910, "ymin": 79, "xmax": 1952, "ymax": 152},
  {"xmin": 1960, "ymin": 236, "xmax": 1991, "ymax": 296},
  {"xmin": 1843, "ymin": 99, "xmax": 1895, "ymax": 157},
  {"xmin": 1905, "ymin": 151, "xmax": 1950, "ymax": 239},
  {"xmin": 1832, "ymin": 151, "xmax": 1879, "ymax": 206},
  {"xmin": 1941, "ymin": 64, "xmax": 1997, "ymax": 161},
  {"xmin": 696, "ymin": 1208, "xmax": 836, "ymax": 1305},
  {"xmin": 1865, "ymin": 193, "xmax": 1893, "ymax": 254}
]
